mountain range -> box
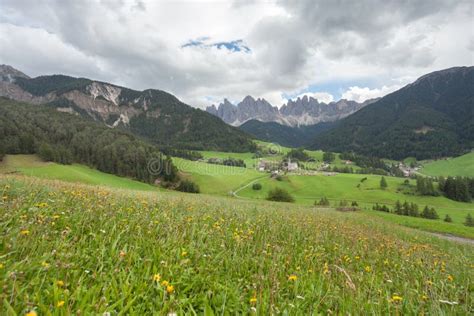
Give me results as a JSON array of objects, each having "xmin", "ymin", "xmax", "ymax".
[
  {"xmin": 311, "ymin": 66, "xmax": 474, "ymax": 160},
  {"xmin": 0, "ymin": 65, "xmax": 255, "ymax": 152},
  {"xmin": 206, "ymin": 95, "xmax": 377, "ymax": 127}
]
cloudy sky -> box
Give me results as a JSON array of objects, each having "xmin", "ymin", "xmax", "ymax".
[{"xmin": 0, "ymin": 0, "xmax": 473, "ymax": 108}]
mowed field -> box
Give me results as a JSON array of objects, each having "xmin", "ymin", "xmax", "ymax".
[
  {"xmin": 420, "ymin": 152, "xmax": 474, "ymax": 177},
  {"xmin": 0, "ymin": 176, "xmax": 472, "ymax": 314},
  {"xmin": 0, "ymin": 155, "xmax": 159, "ymax": 192},
  {"xmin": 173, "ymin": 157, "xmax": 264, "ymax": 195}
]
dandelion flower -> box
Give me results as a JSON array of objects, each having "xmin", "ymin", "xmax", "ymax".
[
  {"xmin": 161, "ymin": 280, "xmax": 169, "ymax": 287},
  {"xmin": 25, "ymin": 311, "xmax": 37, "ymax": 316},
  {"xmin": 57, "ymin": 301, "xmax": 65, "ymax": 307},
  {"xmin": 288, "ymin": 274, "xmax": 298, "ymax": 281},
  {"xmin": 20, "ymin": 230, "xmax": 30, "ymax": 236},
  {"xmin": 56, "ymin": 280, "xmax": 65, "ymax": 287},
  {"xmin": 364, "ymin": 266, "xmax": 372, "ymax": 273},
  {"xmin": 391, "ymin": 295, "xmax": 403, "ymax": 303},
  {"xmin": 249, "ymin": 297, "xmax": 257, "ymax": 304},
  {"xmin": 447, "ymin": 275, "xmax": 454, "ymax": 282},
  {"xmin": 153, "ymin": 273, "xmax": 161, "ymax": 282},
  {"xmin": 166, "ymin": 285, "xmax": 174, "ymax": 294}
]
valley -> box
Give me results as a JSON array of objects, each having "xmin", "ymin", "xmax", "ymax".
[{"xmin": 0, "ymin": 64, "xmax": 473, "ymax": 314}]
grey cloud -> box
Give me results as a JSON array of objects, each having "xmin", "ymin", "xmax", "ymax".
[{"xmin": 0, "ymin": 0, "xmax": 472, "ymax": 108}]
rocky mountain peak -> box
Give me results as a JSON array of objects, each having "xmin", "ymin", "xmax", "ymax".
[
  {"xmin": 207, "ymin": 95, "xmax": 375, "ymax": 127},
  {"xmin": 0, "ymin": 64, "xmax": 30, "ymax": 82}
]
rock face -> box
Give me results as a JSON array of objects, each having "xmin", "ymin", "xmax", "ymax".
[{"xmin": 206, "ymin": 94, "xmax": 376, "ymax": 127}]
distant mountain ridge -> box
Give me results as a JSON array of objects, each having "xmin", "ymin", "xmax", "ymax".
[
  {"xmin": 206, "ymin": 95, "xmax": 376, "ymax": 127},
  {"xmin": 310, "ymin": 66, "xmax": 474, "ymax": 159},
  {"xmin": 0, "ymin": 65, "xmax": 255, "ymax": 152},
  {"xmin": 239, "ymin": 119, "xmax": 337, "ymax": 147}
]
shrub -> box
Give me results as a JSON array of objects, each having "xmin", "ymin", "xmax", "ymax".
[
  {"xmin": 380, "ymin": 176, "xmax": 388, "ymax": 189},
  {"xmin": 315, "ymin": 197, "xmax": 330, "ymax": 206},
  {"xmin": 252, "ymin": 183, "xmax": 262, "ymax": 190},
  {"xmin": 337, "ymin": 200, "xmax": 359, "ymax": 211},
  {"xmin": 465, "ymin": 213, "xmax": 474, "ymax": 227},
  {"xmin": 275, "ymin": 175, "xmax": 283, "ymax": 181},
  {"xmin": 421, "ymin": 206, "xmax": 439, "ymax": 220},
  {"xmin": 267, "ymin": 188, "xmax": 294, "ymax": 203},
  {"xmin": 176, "ymin": 180, "xmax": 200, "ymax": 193},
  {"xmin": 444, "ymin": 214, "xmax": 453, "ymax": 223}
]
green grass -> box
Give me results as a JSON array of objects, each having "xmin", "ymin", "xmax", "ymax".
[
  {"xmin": 420, "ymin": 152, "xmax": 474, "ymax": 177},
  {"xmin": 173, "ymin": 157, "xmax": 263, "ymax": 195},
  {"xmin": 0, "ymin": 155, "xmax": 159, "ymax": 191},
  {"xmin": 238, "ymin": 173, "xmax": 474, "ymax": 238},
  {"xmin": 0, "ymin": 176, "xmax": 472, "ymax": 314},
  {"xmin": 198, "ymin": 151, "xmax": 258, "ymax": 169}
]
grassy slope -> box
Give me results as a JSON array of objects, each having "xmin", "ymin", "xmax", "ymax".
[
  {"xmin": 0, "ymin": 155, "xmax": 159, "ymax": 191},
  {"xmin": 173, "ymin": 157, "xmax": 263, "ymax": 195},
  {"xmin": 238, "ymin": 173, "xmax": 474, "ymax": 238},
  {"xmin": 420, "ymin": 152, "xmax": 474, "ymax": 177},
  {"xmin": 0, "ymin": 176, "xmax": 472, "ymax": 314}
]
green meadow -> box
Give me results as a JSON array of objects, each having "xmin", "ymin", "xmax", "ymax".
[
  {"xmin": 2, "ymin": 152, "xmax": 474, "ymax": 239},
  {"xmin": 0, "ymin": 176, "xmax": 472, "ymax": 314},
  {"xmin": 0, "ymin": 155, "xmax": 159, "ymax": 192},
  {"xmin": 420, "ymin": 152, "xmax": 474, "ymax": 177}
]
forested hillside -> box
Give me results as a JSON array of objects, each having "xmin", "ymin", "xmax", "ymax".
[
  {"xmin": 239, "ymin": 119, "xmax": 336, "ymax": 147},
  {"xmin": 311, "ymin": 67, "xmax": 474, "ymax": 159},
  {"xmin": 0, "ymin": 98, "xmax": 177, "ymax": 184},
  {"xmin": 0, "ymin": 67, "xmax": 256, "ymax": 153}
]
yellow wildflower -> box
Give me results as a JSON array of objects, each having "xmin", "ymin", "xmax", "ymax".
[
  {"xmin": 249, "ymin": 297, "xmax": 257, "ymax": 304},
  {"xmin": 56, "ymin": 280, "xmax": 65, "ymax": 287},
  {"xmin": 153, "ymin": 274, "xmax": 161, "ymax": 282},
  {"xmin": 41, "ymin": 261, "xmax": 50, "ymax": 268},
  {"xmin": 365, "ymin": 266, "xmax": 372, "ymax": 273},
  {"xmin": 391, "ymin": 295, "xmax": 403, "ymax": 303},
  {"xmin": 181, "ymin": 251, "xmax": 187, "ymax": 257},
  {"xmin": 447, "ymin": 275, "xmax": 454, "ymax": 282},
  {"xmin": 323, "ymin": 262, "xmax": 329, "ymax": 274},
  {"xmin": 161, "ymin": 280, "xmax": 169, "ymax": 287},
  {"xmin": 25, "ymin": 311, "xmax": 37, "ymax": 316},
  {"xmin": 166, "ymin": 285, "xmax": 174, "ymax": 294},
  {"xmin": 20, "ymin": 230, "xmax": 30, "ymax": 236},
  {"xmin": 288, "ymin": 274, "xmax": 298, "ymax": 281},
  {"xmin": 57, "ymin": 300, "xmax": 65, "ymax": 307}
]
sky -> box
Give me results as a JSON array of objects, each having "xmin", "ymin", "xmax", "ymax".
[{"xmin": 0, "ymin": 0, "xmax": 473, "ymax": 108}]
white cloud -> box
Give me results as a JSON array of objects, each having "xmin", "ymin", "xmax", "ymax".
[
  {"xmin": 0, "ymin": 0, "xmax": 472, "ymax": 108},
  {"xmin": 341, "ymin": 85, "xmax": 402, "ymax": 103}
]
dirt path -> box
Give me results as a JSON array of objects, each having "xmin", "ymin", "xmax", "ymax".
[
  {"xmin": 429, "ymin": 232, "xmax": 474, "ymax": 246},
  {"xmin": 233, "ymin": 175, "xmax": 268, "ymax": 197}
]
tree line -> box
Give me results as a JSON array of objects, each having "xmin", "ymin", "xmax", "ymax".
[
  {"xmin": 416, "ymin": 175, "xmax": 474, "ymax": 202},
  {"xmin": 0, "ymin": 98, "xmax": 179, "ymax": 184}
]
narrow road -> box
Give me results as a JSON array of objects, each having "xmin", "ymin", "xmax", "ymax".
[{"xmin": 233, "ymin": 175, "xmax": 268, "ymax": 197}]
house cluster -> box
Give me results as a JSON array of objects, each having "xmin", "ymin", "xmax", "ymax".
[
  {"xmin": 257, "ymin": 158, "xmax": 299, "ymax": 173},
  {"xmin": 398, "ymin": 163, "xmax": 420, "ymax": 177}
]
